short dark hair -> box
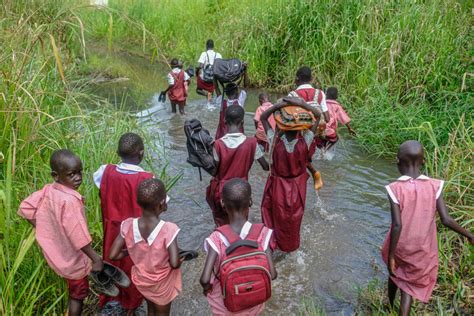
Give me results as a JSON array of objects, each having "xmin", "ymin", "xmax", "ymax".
[
  {"xmin": 118, "ymin": 133, "xmax": 144, "ymax": 159},
  {"xmin": 258, "ymin": 92, "xmax": 269, "ymax": 102},
  {"xmin": 224, "ymin": 82, "xmax": 238, "ymax": 98},
  {"xmin": 50, "ymin": 149, "xmax": 79, "ymax": 172},
  {"xmin": 206, "ymin": 39, "xmax": 214, "ymax": 49},
  {"xmin": 296, "ymin": 66, "xmax": 312, "ymax": 83},
  {"xmin": 222, "ymin": 178, "xmax": 251, "ymax": 210},
  {"xmin": 137, "ymin": 178, "xmax": 166, "ymax": 209},
  {"xmin": 326, "ymin": 87, "xmax": 338, "ymax": 100},
  {"xmin": 225, "ymin": 105, "xmax": 244, "ymax": 125}
]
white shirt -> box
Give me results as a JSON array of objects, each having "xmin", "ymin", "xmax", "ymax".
[
  {"xmin": 93, "ymin": 162, "xmax": 146, "ymax": 188},
  {"xmin": 212, "ymin": 133, "xmax": 264, "ymax": 161},
  {"xmin": 215, "ymin": 90, "xmax": 247, "ymax": 108},
  {"xmin": 167, "ymin": 68, "xmax": 190, "ymax": 86},
  {"xmin": 198, "ymin": 50, "xmax": 222, "ymax": 80},
  {"xmin": 288, "ymin": 84, "xmax": 328, "ymax": 112}
]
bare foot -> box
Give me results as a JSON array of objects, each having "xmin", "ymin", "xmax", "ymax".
[{"xmin": 313, "ymin": 171, "xmax": 323, "ymax": 191}]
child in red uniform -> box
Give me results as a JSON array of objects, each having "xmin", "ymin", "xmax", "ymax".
[
  {"xmin": 161, "ymin": 58, "xmax": 190, "ymax": 115},
  {"xmin": 260, "ymin": 98, "xmax": 322, "ymax": 252},
  {"xmin": 254, "ymin": 92, "xmax": 275, "ymax": 152},
  {"xmin": 18, "ymin": 149, "xmax": 104, "ymax": 316},
  {"xmin": 206, "ymin": 105, "xmax": 269, "ymax": 226},
  {"xmin": 315, "ymin": 87, "xmax": 356, "ymax": 150},
  {"xmin": 381, "ymin": 140, "xmax": 474, "ymax": 315},
  {"xmin": 94, "ymin": 133, "xmax": 154, "ymax": 313},
  {"xmin": 110, "ymin": 179, "xmax": 182, "ymax": 316},
  {"xmin": 214, "ymin": 66, "xmax": 249, "ymax": 140},
  {"xmin": 288, "ymin": 66, "xmax": 326, "ymax": 190},
  {"xmin": 201, "ymin": 178, "xmax": 277, "ymax": 315},
  {"xmin": 196, "ymin": 39, "xmax": 222, "ymax": 104}
]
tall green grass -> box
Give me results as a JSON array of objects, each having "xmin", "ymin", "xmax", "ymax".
[
  {"xmin": 80, "ymin": 0, "xmax": 473, "ymax": 313},
  {"xmin": 0, "ymin": 0, "xmax": 178, "ymax": 314}
]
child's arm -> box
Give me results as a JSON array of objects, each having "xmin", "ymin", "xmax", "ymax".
[
  {"xmin": 254, "ymin": 120, "xmax": 259, "ymax": 130},
  {"xmin": 109, "ymin": 234, "xmax": 128, "ymax": 261},
  {"xmin": 200, "ymin": 248, "xmax": 218, "ymax": 296},
  {"xmin": 387, "ymin": 197, "xmax": 402, "ymax": 275},
  {"xmin": 257, "ymin": 157, "xmax": 269, "ymax": 171},
  {"xmin": 81, "ymin": 243, "xmax": 104, "ymax": 272},
  {"xmin": 168, "ymin": 239, "xmax": 182, "ymax": 269},
  {"xmin": 242, "ymin": 63, "xmax": 249, "ymax": 88},
  {"xmin": 260, "ymin": 100, "xmax": 287, "ymax": 133},
  {"xmin": 346, "ymin": 123, "xmax": 356, "ymax": 136},
  {"xmin": 214, "ymin": 78, "xmax": 221, "ymax": 97},
  {"xmin": 437, "ymin": 195, "xmax": 474, "ymax": 243},
  {"xmin": 265, "ymin": 248, "xmax": 277, "ymax": 280}
]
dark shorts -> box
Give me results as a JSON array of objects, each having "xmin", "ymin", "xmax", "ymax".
[{"xmin": 66, "ymin": 276, "xmax": 89, "ymax": 300}]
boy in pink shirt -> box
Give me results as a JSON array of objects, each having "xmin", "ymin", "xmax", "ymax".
[
  {"xmin": 18, "ymin": 149, "xmax": 103, "ymax": 316},
  {"xmin": 254, "ymin": 92, "xmax": 276, "ymax": 152},
  {"xmin": 381, "ymin": 141, "xmax": 474, "ymax": 315},
  {"xmin": 109, "ymin": 178, "xmax": 182, "ymax": 316}
]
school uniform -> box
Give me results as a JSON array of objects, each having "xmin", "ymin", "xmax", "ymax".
[
  {"xmin": 314, "ymin": 99, "xmax": 351, "ymax": 148},
  {"xmin": 206, "ymin": 133, "xmax": 264, "ymax": 226},
  {"xmin": 167, "ymin": 68, "xmax": 190, "ymax": 105},
  {"xmin": 215, "ymin": 90, "xmax": 247, "ymax": 140},
  {"xmin": 94, "ymin": 163, "xmax": 153, "ymax": 309},
  {"xmin": 121, "ymin": 218, "xmax": 182, "ymax": 306},
  {"xmin": 204, "ymin": 221, "xmax": 273, "ymax": 315},
  {"xmin": 261, "ymin": 130, "xmax": 314, "ymax": 252},
  {"xmin": 254, "ymin": 101, "xmax": 276, "ymax": 152},
  {"xmin": 18, "ymin": 183, "xmax": 92, "ymax": 300},
  {"xmin": 381, "ymin": 175, "xmax": 444, "ymax": 303},
  {"xmin": 197, "ymin": 49, "xmax": 222, "ymax": 93}
]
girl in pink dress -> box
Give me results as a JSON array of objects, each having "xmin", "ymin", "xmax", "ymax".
[
  {"xmin": 200, "ymin": 179, "xmax": 277, "ymax": 315},
  {"xmin": 109, "ymin": 178, "xmax": 182, "ymax": 316},
  {"xmin": 381, "ymin": 140, "xmax": 473, "ymax": 315}
]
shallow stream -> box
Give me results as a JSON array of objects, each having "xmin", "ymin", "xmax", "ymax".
[{"xmin": 92, "ymin": 51, "xmax": 397, "ymax": 315}]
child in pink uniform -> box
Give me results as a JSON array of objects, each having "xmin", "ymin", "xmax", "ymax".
[
  {"xmin": 254, "ymin": 92, "xmax": 276, "ymax": 152},
  {"xmin": 381, "ymin": 140, "xmax": 474, "ymax": 315},
  {"xmin": 18, "ymin": 149, "xmax": 103, "ymax": 316},
  {"xmin": 109, "ymin": 178, "xmax": 182, "ymax": 316},
  {"xmin": 201, "ymin": 178, "xmax": 277, "ymax": 315}
]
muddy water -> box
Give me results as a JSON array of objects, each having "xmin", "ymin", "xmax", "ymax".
[{"xmin": 92, "ymin": 52, "xmax": 397, "ymax": 315}]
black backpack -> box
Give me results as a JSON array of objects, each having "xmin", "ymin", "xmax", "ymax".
[
  {"xmin": 202, "ymin": 52, "xmax": 216, "ymax": 83},
  {"xmin": 184, "ymin": 119, "xmax": 217, "ymax": 180},
  {"xmin": 213, "ymin": 58, "xmax": 245, "ymax": 83}
]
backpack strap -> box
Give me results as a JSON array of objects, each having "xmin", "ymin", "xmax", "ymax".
[
  {"xmin": 245, "ymin": 223, "xmax": 264, "ymax": 241},
  {"xmin": 216, "ymin": 224, "xmax": 241, "ymax": 244},
  {"xmin": 315, "ymin": 89, "xmax": 323, "ymax": 105},
  {"xmin": 217, "ymin": 224, "xmax": 261, "ymax": 256}
]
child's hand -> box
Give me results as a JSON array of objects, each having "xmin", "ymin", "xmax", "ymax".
[
  {"xmin": 203, "ymin": 284, "xmax": 213, "ymax": 297},
  {"xmin": 92, "ymin": 258, "xmax": 104, "ymax": 272},
  {"xmin": 348, "ymin": 129, "xmax": 357, "ymax": 137},
  {"xmin": 469, "ymin": 235, "xmax": 474, "ymax": 245},
  {"xmin": 388, "ymin": 255, "xmax": 397, "ymax": 276}
]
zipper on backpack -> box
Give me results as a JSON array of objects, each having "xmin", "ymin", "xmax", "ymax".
[{"xmin": 222, "ymin": 265, "xmax": 271, "ymax": 298}]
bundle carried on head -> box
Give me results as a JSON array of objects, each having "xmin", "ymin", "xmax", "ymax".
[{"xmin": 274, "ymin": 104, "xmax": 316, "ymax": 131}]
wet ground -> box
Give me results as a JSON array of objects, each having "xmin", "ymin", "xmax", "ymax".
[{"xmin": 92, "ymin": 51, "xmax": 397, "ymax": 315}]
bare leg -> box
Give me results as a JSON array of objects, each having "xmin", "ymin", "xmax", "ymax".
[
  {"xmin": 68, "ymin": 298, "xmax": 83, "ymax": 316},
  {"xmin": 388, "ymin": 277, "xmax": 398, "ymax": 309},
  {"xmin": 307, "ymin": 164, "xmax": 323, "ymax": 190},
  {"xmin": 170, "ymin": 103, "xmax": 177, "ymax": 113},
  {"xmin": 179, "ymin": 103, "xmax": 186, "ymax": 115},
  {"xmin": 207, "ymin": 91, "xmax": 212, "ymax": 102},
  {"xmin": 147, "ymin": 299, "xmax": 157, "ymax": 316},
  {"xmin": 156, "ymin": 302, "xmax": 172, "ymax": 316},
  {"xmin": 399, "ymin": 290, "xmax": 413, "ymax": 316}
]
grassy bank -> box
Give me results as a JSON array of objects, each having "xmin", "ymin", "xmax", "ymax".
[
  {"xmin": 0, "ymin": 1, "xmax": 177, "ymax": 314},
  {"xmin": 80, "ymin": 0, "xmax": 474, "ymax": 314}
]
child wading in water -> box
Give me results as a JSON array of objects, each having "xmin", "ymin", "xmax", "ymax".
[
  {"xmin": 254, "ymin": 92, "xmax": 275, "ymax": 152},
  {"xmin": 109, "ymin": 178, "xmax": 182, "ymax": 316},
  {"xmin": 315, "ymin": 87, "xmax": 355, "ymax": 151},
  {"xmin": 206, "ymin": 105, "xmax": 269, "ymax": 227},
  {"xmin": 161, "ymin": 58, "xmax": 190, "ymax": 115},
  {"xmin": 260, "ymin": 98, "xmax": 322, "ymax": 252},
  {"xmin": 94, "ymin": 133, "xmax": 153, "ymax": 312},
  {"xmin": 18, "ymin": 149, "xmax": 104, "ymax": 316},
  {"xmin": 288, "ymin": 66, "xmax": 327, "ymax": 190},
  {"xmin": 382, "ymin": 140, "xmax": 474, "ymax": 315},
  {"xmin": 201, "ymin": 178, "xmax": 277, "ymax": 315}
]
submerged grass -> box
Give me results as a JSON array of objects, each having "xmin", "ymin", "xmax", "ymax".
[{"xmin": 0, "ymin": 0, "xmax": 178, "ymax": 314}]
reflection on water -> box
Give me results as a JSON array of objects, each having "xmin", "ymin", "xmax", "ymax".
[{"xmin": 91, "ymin": 53, "xmax": 398, "ymax": 315}]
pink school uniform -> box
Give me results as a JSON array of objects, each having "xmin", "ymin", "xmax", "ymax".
[
  {"xmin": 381, "ymin": 175, "xmax": 444, "ymax": 303},
  {"xmin": 254, "ymin": 101, "xmax": 276, "ymax": 150},
  {"xmin": 204, "ymin": 221, "xmax": 273, "ymax": 315},
  {"xmin": 17, "ymin": 183, "xmax": 92, "ymax": 290},
  {"xmin": 325, "ymin": 99, "xmax": 351, "ymax": 141},
  {"xmin": 120, "ymin": 218, "xmax": 182, "ymax": 306}
]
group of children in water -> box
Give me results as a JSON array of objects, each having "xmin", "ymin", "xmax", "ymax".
[{"xmin": 18, "ymin": 40, "xmax": 474, "ymax": 316}]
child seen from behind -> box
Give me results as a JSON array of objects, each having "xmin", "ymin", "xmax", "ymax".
[
  {"xmin": 161, "ymin": 58, "xmax": 191, "ymax": 115},
  {"xmin": 381, "ymin": 140, "xmax": 474, "ymax": 315},
  {"xmin": 254, "ymin": 92, "xmax": 276, "ymax": 152}
]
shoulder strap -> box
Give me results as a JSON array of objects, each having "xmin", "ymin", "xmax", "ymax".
[
  {"xmin": 216, "ymin": 224, "xmax": 241, "ymax": 244},
  {"xmin": 316, "ymin": 89, "xmax": 323, "ymax": 104},
  {"xmin": 206, "ymin": 51, "xmax": 209, "ymax": 64},
  {"xmin": 245, "ymin": 223, "xmax": 264, "ymax": 241}
]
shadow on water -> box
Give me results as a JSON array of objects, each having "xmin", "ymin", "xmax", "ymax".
[{"xmin": 90, "ymin": 51, "xmax": 398, "ymax": 315}]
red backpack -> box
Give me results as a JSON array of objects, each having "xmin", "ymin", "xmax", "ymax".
[{"xmin": 215, "ymin": 223, "xmax": 272, "ymax": 312}]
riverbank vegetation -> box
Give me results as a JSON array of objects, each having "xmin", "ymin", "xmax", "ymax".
[{"xmin": 1, "ymin": 0, "xmax": 472, "ymax": 314}]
